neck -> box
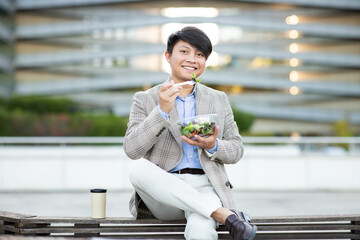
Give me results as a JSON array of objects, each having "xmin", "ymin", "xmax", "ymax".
[{"xmin": 179, "ymin": 85, "xmax": 194, "ymax": 98}]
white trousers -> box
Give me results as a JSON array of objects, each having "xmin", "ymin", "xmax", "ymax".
[{"xmin": 129, "ymin": 159, "xmax": 222, "ymax": 240}]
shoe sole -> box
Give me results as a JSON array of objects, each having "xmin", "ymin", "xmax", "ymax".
[{"xmin": 248, "ymin": 225, "xmax": 257, "ymax": 240}]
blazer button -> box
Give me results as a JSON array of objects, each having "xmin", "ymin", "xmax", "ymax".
[{"xmin": 225, "ymin": 181, "xmax": 233, "ymax": 189}]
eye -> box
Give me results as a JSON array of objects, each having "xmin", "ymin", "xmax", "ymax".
[
  {"xmin": 197, "ymin": 53, "xmax": 204, "ymax": 57},
  {"xmin": 180, "ymin": 50, "xmax": 187, "ymax": 54}
]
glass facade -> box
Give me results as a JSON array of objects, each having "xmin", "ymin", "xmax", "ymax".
[
  {"xmin": 0, "ymin": 0, "xmax": 15, "ymax": 98},
  {"xmin": 8, "ymin": 0, "xmax": 360, "ymax": 135}
]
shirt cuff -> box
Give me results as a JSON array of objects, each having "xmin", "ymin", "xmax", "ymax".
[
  {"xmin": 157, "ymin": 105, "xmax": 169, "ymax": 120},
  {"xmin": 205, "ymin": 139, "xmax": 218, "ymax": 157}
]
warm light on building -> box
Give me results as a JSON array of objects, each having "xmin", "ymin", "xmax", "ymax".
[
  {"xmin": 289, "ymin": 86, "xmax": 300, "ymax": 95},
  {"xmin": 287, "ymin": 30, "xmax": 300, "ymax": 39},
  {"xmin": 161, "ymin": 7, "xmax": 219, "ymax": 18},
  {"xmin": 230, "ymin": 85, "xmax": 243, "ymax": 94},
  {"xmin": 289, "ymin": 70, "xmax": 299, "ymax": 82},
  {"xmin": 251, "ymin": 57, "xmax": 272, "ymax": 69},
  {"xmin": 286, "ymin": 15, "xmax": 299, "ymax": 25},
  {"xmin": 290, "ymin": 132, "xmax": 301, "ymax": 140},
  {"xmin": 289, "ymin": 43, "xmax": 299, "ymax": 53},
  {"xmin": 206, "ymin": 51, "xmax": 220, "ymax": 68},
  {"xmin": 161, "ymin": 23, "xmax": 219, "ymax": 45},
  {"xmin": 289, "ymin": 58, "xmax": 300, "ymax": 67}
]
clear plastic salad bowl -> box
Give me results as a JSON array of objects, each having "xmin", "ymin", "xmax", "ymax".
[{"xmin": 178, "ymin": 114, "xmax": 217, "ymax": 138}]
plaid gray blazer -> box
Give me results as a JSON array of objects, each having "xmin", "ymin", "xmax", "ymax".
[{"xmin": 124, "ymin": 81, "xmax": 244, "ymax": 218}]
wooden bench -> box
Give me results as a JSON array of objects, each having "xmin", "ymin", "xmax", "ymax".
[{"xmin": 1, "ymin": 211, "xmax": 360, "ymax": 239}]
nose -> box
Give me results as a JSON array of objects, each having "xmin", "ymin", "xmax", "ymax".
[{"xmin": 186, "ymin": 54, "xmax": 196, "ymax": 63}]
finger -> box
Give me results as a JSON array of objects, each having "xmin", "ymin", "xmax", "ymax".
[
  {"xmin": 160, "ymin": 80, "xmax": 175, "ymax": 92},
  {"xmin": 213, "ymin": 126, "xmax": 219, "ymax": 137},
  {"xmin": 194, "ymin": 134, "xmax": 204, "ymax": 141},
  {"xmin": 181, "ymin": 136, "xmax": 200, "ymax": 146},
  {"xmin": 194, "ymin": 135, "xmax": 211, "ymax": 147},
  {"xmin": 166, "ymin": 85, "xmax": 182, "ymax": 97}
]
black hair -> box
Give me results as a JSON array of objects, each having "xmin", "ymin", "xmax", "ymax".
[{"xmin": 166, "ymin": 26, "xmax": 212, "ymax": 59}]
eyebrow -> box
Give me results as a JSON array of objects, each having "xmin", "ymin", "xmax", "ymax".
[
  {"xmin": 178, "ymin": 45, "xmax": 191, "ymax": 49},
  {"xmin": 178, "ymin": 45, "xmax": 204, "ymax": 55}
]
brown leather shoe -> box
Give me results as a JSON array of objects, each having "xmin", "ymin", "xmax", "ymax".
[{"xmin": 225, "ymin": 213, "xmax": 257, "ymax": 240}]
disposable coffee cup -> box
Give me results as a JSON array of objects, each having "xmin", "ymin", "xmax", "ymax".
[{"xmin": 90, "ymin": 188, "xmax": 107, "ymax": 218}]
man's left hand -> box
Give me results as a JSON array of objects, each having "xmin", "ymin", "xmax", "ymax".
[{"xmin": 181, "ymin": 126, "xmax": 219, "ymax": 149}]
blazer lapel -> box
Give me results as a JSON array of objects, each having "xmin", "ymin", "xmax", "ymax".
[
  {"xmin": 155, "ymin": 77, "xmax": 182, "ymax": 148},
  {"xmin": 196, "ymin": 84, "xmax": 211, "ymax": 115},
  {"xmin": 195, "ymin": 84, "xmax": 211, "ymax": 158}
]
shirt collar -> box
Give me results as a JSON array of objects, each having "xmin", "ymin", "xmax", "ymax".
[
  {"xmin": 178, "ymin": 84, "xmax": 196, "ymax": 101},
  {"xmin": 190, "ymin": 84, "xmax": 197, "ymax": 96}
]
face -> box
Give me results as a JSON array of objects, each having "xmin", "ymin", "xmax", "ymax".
[{"xmin": 165, "ymin": 40, "xmax": 206, "ymax": 83}]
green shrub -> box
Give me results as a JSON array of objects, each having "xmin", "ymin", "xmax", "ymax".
[
  {"xmin": 232, "ymin": 106, "xmax": 255, "ymax": 133},
  {"xmin": 80, "ymin": 114, "xmax": 128, "ymax": 136},
  {"xmin": 0, "ymin": 107, "xmax": 13, "ymax": 135},
  {"xmin": 6, "ymin": 95, "xmax": 77, "ymax": 114},
  {"xmin": 0, "ymin": 107, "xmax": 129, "ymax": 136},
  {"xmin": 0, "ymin": 95, "xmax": 131, "ymax": 136},
  {"xmin": 0, "ymin": 97, "xmax": 6, "ymax": 107},
  {"xmin": 333, "ymin": 120, "xmax": 356, "ymax": 137}
]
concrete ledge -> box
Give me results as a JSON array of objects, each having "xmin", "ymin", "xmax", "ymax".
[{"xmin": 1, "ymin": 145, "xmax": 359, "ymax": 191}]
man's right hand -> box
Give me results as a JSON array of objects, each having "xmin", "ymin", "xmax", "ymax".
[{"xmin": 158, "ymin": 80, "xmax": 182, "ymax": 113}]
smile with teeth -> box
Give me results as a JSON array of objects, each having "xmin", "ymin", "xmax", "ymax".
[{"xmin": 183, "ymin": 66, "xmax": 196, "ymax": 70}]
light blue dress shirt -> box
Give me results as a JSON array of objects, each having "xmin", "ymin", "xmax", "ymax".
[{"xmin": 157, "ymin": 85, "xmax": 218, "ymax": 172}]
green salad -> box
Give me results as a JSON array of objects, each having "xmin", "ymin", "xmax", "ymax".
[
  {"xmin": 178, "ymin": 121, "xmax": 215, "ymax": 138},
  {"xmin": 191, "ymin": 73, "xmax": 201, "ymax": 83}
]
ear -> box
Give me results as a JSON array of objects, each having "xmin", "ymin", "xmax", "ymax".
[{"xmin": 164, "ymin": 51, "xmax": 171, "ymax": 63}]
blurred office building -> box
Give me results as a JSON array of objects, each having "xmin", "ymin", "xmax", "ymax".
[{"xmin": 0, "ymin": 0, "xmax": 359, "ymax": 135}]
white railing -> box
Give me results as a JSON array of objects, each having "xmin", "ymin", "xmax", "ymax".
[
  {"xmin": 0, "ymin": 136, "xmax": 359, "ymax": 144},
  {"xmin": 0, "ymin": 136, "xmax": 359, "ymax": 153}
]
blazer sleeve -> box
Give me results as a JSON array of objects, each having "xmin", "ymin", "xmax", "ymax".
[
  {"xmin": 123, "ymin": 91, "xmax": 171, "ymax": 160},
  {"xmin": 210, "ymin": 92, "xmax": 244, "ymax": 164}
]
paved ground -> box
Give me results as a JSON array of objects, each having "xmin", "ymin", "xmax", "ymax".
[{"xmin": 1, "ymin": 191, "xmax": 360, "ymax": 218}]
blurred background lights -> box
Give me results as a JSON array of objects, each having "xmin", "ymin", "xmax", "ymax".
[
  {"xmin": 161, "ymin": 7, "xmax": 219, "ymax": 18},
  {"xmin": 289, "ymin": 86, "xmax": 300, "ymax": 95},
  {"xmin": 287, "ymin": 30, "xmax": 300, "ymax": 39},
  {"xmin": 161, "ymin": 23, "xmax": 219, "ymax": 45},
  {"xmin": 286, "ymin": 15, "xmax": 299, "ymax": 25},
  {"xmin": 290, "ymin": 132, "xmax": 301, "ymax": 140},
  {"xmin": 289, "ymin": 70, "xmax": 299, "ymax": 82},
  {"xmin": 289, "ymin": 58, "xmax": 300, "ymax": 67},
  {"xmin": 289, "ymin": 43, "xmax": 299, "ymax": 53},
  {"xmin": 206, "ymin": 51, "xmax": 221, "ymax": 68}
]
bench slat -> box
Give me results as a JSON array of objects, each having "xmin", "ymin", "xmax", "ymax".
[
  {"xmin": 19, "ymin": 226, "xmax": 186, "ymax": 234},
  {"xmin": 13, "ymin": 232, "xmax": 360, "ymax": 239},
  {"xmin": 252, "ymin": 214, "xmax": 360, "ymax": 223},
  {"xmin": 20, "ymin": 214, "xmax": 360, "ymax": 224},
  {"xmin": 254, "ymin": 232, "xmax": 360, "ymax": 239},
  {"xmin": 20, "ymin": 217, "xmax": 185, "ymax": 224},
  {"xmin": 17, "ymin": 223, "xmax": 360, "ymax": 233},
  {"xmin": 0, "ymin": 224, "xmax": 21, "ymax": 233},
  {"xmin": 3, "ymin": 212, "xmax": 360, "ymax": 240},
  {"xmin": 258, "ymin": 223, "xmax": 360, "ymax": 231},
  {"xmin": 49, "ymin": 234, "xmax": 187, "ymax": 239},
  {"xmin": 0, "ymin": 211, "xmax": 36, "ymax": 223}
]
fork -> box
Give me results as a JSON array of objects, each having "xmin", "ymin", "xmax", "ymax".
[{"xmin": 174, "ymin": 81, "xmax": 196, "ymax": 86}]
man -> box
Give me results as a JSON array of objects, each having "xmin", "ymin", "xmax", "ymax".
[{"xmin": 124, "ymin": 26, "xmax": 257, "ymax": 240}]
